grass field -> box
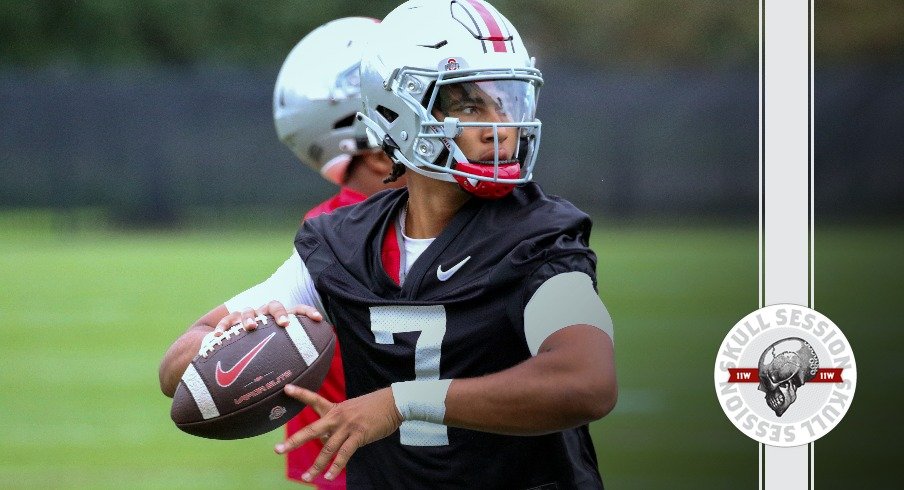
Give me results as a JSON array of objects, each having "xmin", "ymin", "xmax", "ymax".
[{"xmin": 0, "ymin": 210, "xmax": 899, "ymax": 488}]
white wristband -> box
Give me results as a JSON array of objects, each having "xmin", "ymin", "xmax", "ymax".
[{"xmin": 390, "ymin": 379, "xmax": 453, "ymax": 424}]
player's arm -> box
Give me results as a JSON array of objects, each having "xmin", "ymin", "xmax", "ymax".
[
  {"xmin": 391, "ymin": 269, "xmax": 615, "ymax": 434},
  {"xmin": 158, "ymin": 250, "xmax": 325, "ymax": 397},
  {"xmin": 444, "ymin": 270, "xmax": 615, "ymax": 434},
  {"xmin": 444, "ymin": 330, "xmax": 613, "ymax": 434}
]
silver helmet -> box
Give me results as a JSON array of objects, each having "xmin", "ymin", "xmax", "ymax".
[
  {"xmin": 273, "ymin": 17, "xmax": 381, "ymax": 185},
  {"xmin": 358, "ymin": 0, "xmax": 543, "ymax": 198}
]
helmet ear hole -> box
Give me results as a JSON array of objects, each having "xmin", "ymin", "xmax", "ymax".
[
  {"xmin": 377, "ymin": 105, "xmax": 399, "ymax": 123},
  {"xmin": 332, "ymin": 114, "xmax": 357, "ymax": 129}
]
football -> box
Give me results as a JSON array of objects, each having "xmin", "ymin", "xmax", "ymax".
[{"xmin": 170, "ymin": 314, "xmax": 335, "ymax": 439}]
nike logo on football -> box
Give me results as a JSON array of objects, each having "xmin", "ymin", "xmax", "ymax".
[
  {"xmin": 437, "ymin": 256, "xmax": 471, "ymax": 282},
  {"xmin": 214, "ymin": 332, "xmax": 276, "ymax": 387}
]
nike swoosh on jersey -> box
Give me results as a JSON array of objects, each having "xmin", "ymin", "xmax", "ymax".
[
  {"xmin": 215, "ymin": 331, "xmax": 277, "ymax": 387},
  {"xmin": 436, "ymin": 256, "xmax": 472, "ymax": 282}
]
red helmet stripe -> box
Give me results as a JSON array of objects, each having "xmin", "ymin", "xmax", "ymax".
[{"xmin": 464, "ymin": 0, "xmax": 508, "ymax": 52}]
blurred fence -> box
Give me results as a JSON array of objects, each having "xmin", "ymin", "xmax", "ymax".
[{"xmin": 1, "ymin": 63, "xmax": 901, "ymax": 224}]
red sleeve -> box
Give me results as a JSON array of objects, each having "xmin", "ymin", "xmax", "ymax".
[{"xmin": 381, "ymin": 221, "xmax": 401, "ymax": 286}]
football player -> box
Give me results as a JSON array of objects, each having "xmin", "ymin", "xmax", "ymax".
[
  {"xmin": 160, "ymin": 1, "xmax": 616, "ymax": 488},
  {"xmin": 159, "ymin": 17, "xmax": 404, "ymax": 490}
]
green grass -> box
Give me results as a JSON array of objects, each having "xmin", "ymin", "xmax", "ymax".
[
  {"xmin": 0, "ymin": 210, "xmax": 898, "ymax": 488},
  {"xmin": 592, "ymin": 225, "xmax": 759, "ymax": 488}
]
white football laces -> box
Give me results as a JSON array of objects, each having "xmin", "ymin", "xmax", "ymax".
[{"xmin": 198, "ymin": 323, "xmax": 245, "ymax": 358}]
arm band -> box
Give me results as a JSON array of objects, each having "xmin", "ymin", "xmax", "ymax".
[
  {"xmin": 524, "ymin": 271, "xmax": 613, "ymax": 356},
  {"xmin": 390, "ymin": 379, "xmax": 453, "ymax": 424}
]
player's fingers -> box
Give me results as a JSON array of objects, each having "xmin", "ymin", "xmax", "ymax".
[
  {"xmin": 284, "ymin": 384, "xmax": 334, "ymax": 416},
  {"xmin": 288, "ymin": 304, "xmax": 323, "ymax": 322},
  {"xmin": 213, "ymin": 313, "xmax": 241, "ymax": 336},
  {"xmin": 240, "ymin": 308, "xmax": 259, "ymax": 331},
  {"xmin": 322, "ymin": 435, "xmax": 360, "ymax": 481},
  {"xmin": 301, "ymin": 432, "xmax": 349, "ymax": 482},
  {"xmin": 261, "ymin": 300, "xmax": 291, "ymax": 327},
  {"xmin": 275, "ymin": 417, "xmax": 332, "ymax": 454}
]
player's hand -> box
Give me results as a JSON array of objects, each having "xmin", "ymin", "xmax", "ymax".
[
  {"xmin": 211, "ymin": 301, "xmax": 323, "ymax": 336},
  {"xmin": 275, "ymin": 385, "xmax": 403, "ymax": 482}
]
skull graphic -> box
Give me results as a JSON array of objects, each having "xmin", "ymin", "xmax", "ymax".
[{"xmin": 757, "ymin": 337, "xmax": 819, "ymax": 417}]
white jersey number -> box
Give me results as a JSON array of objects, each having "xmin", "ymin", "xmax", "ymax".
[{"xmin": 369, "ymin": 305, "xmax": 449, "ymax": 446}]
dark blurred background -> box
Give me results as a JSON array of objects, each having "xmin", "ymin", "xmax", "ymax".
[{"xmin": 2, "ymin": 0, "xmax": 900, "ymax": 226}]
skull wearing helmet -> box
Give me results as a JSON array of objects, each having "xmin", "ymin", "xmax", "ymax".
[{"xmin": 757, "ymin": 337, "xmax": 819, "ymax": 417}]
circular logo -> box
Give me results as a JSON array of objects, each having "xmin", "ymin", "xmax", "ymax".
[
  {"xmin": 269, "ymin": 405, "xmax": 287, "ymax": 421},
  {"xmin": 713, "ymin": 304, "xmax": 856, "ymax": 447}
]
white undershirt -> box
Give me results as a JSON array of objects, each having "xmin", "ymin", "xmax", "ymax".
[
  {"xmin": 399, "ymin": 216, "xmax": 434, "ymax": 278},
  {"xmin": 402, "ymin": 236, "xmax": 433, "ymax": 276},
  {"xmin": 398, "ymin": 202, "xmax": 434, "ymax": 278}
]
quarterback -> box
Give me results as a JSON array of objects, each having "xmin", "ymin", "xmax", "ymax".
[{"xmin": 159, "ymin": 1, "xmax": 616, "ymax": 488}]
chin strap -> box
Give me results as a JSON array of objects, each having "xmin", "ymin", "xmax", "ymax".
[
  {"xmin": 383, "ymin": 161, "xmax": 407, "ymax": 184},
  {"xmin": 379, "ymin": 134, "xmax": 407, "ymax": 184}
]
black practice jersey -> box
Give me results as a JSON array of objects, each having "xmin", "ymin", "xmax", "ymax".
[{"xmin": 295, "ymin": 183, "xmax": 605, "ymax": 489}]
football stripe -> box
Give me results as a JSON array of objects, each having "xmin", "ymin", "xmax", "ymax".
[
  {"xmin": 182, "ymin": 364, "xmax": 221, "ymax": 420},
  {"xmin": 286, "ymin": 315, "xmax": 319, "ymax": 366}
]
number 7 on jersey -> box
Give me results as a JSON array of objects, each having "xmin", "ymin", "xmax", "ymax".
[{"xmin": 370, "ymin": 305, "xmax": 449, "ymax": 446}]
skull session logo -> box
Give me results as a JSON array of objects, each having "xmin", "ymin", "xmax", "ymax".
[{"xmin": 714, "ymin": 304, "xmax": 857, "ymax": 447}]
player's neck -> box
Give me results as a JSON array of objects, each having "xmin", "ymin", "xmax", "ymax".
[
  {"xmin": 344, "ymin": 163, "xmax": 384, "ymax": 197},
  {"xmin": 343, "ymin": 177, "xmax": 373, "ymax": 198},
  {"xmin": 405, "ymin": 174, "xmax": 470, "ymax": 239}
]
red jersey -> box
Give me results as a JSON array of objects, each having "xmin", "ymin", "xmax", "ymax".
[
  {"xmin": 287, "ymin": 186, "xmax": 367, "ymax": 488},
  {"xmin": 302, "ymin": 187, "xmax": 368, "ymax": 222}
]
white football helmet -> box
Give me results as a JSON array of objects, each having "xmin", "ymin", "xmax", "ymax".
[
  {"xmin": 358, "ymin": 0, "xmax": 543, "ymax": 198},
  {"xmin": 274, "ymin": 17, "xmax": 381, "ymax": 185}
]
